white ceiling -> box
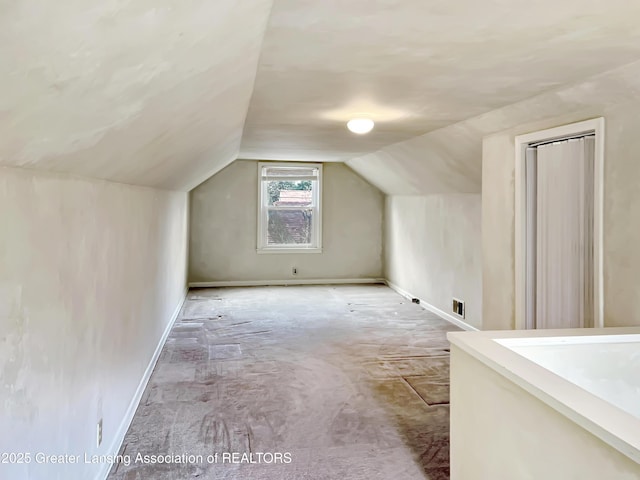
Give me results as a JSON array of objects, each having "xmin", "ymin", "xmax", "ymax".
[
  {"xmin": 241, "ymin": 0, "xmax": 640, "ymax": 164},
  {"xmin": 346, "ymin": 59, "xmax": 640, "ymax": 195},
  {"xmin": 0, "ymin": 0, "xmax": 273, "ymax": 190},
  {"xmin": 3, "ymin": 0, "xmax": 640, "ymax": 191}
]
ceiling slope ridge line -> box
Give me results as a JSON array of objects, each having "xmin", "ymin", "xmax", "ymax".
[
  {"xmin": 0, "ymin": 163, "xmax": 186, "ymax": 194},
  {"xmin": 182, "ymin": 152, "xmax": 239, "ymax": 193},
  {"xmin": 183, "ymin": 0, "xmax": 277, "ymax": 193},
  {"xmin": 235, "ymin": 0, "xmax": 278, "ymax": 166}
]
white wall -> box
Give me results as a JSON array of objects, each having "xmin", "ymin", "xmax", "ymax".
[
  {"xmin": 482, "ymin": 134, "xmax": 517, "ymax": 330},
  {"xmin": 0, "ymin": 167, "xmax": 189, "ymax": 480},
  {"xmin": 189, "ymin": 160, "xmax": 384, "ymax": 283},
  {"xmin": 483, "ymin": 98, "xmax": 640, "ymax": 330},
  {"xmin": 385, "ymin": 195, "xmax": 482, "ymax": 329}
]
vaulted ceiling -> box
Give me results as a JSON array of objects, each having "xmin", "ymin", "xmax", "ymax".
[
  {"xmin": 1, "ymin": 0, "xmax": 272, "ymax": 191},
  {"xmin": 3, "ymin": 0, "xmax": 640, "ymax": 192}
]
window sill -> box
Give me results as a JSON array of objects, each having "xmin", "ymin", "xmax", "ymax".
[{"xmin": 256, "ymin": 247, "xmax": 323, "ymax": 255}]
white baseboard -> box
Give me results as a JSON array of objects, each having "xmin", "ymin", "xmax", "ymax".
[
  {"xmin": 385, "ymin": 280, "xmax": 479, "ymax": 331},
  {"xmin": 189, "ymin": 278, "xmax": 385, "ymax": 288},
  {"xmin": 97, "ymin": 287, "xmax": 188, "ymax": 480}
]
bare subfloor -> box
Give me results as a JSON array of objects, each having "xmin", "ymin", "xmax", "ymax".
[{"xmin": 108, "ymin": 285, "xmax": 458, "ymax": 480}]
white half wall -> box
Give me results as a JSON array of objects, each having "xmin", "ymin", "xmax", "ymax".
[
  {"xmin": 450, "ymin": 346, "xmax": 640, "ymax": 479},
  {"xmin": 189, "ymin": 160, "xmax": 384, "ymax": 283},
  {"xmin": 385, "ymin": 195, "xmax": 482, "ymax": 329},
  {"xmin": 0, "ymin": 167, "xmax": 189, "ymax": 480}
]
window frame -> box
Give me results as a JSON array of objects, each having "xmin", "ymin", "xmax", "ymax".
[{"xmin": 257, "ymin": 162, "xmax": 323, "ymax": 254}]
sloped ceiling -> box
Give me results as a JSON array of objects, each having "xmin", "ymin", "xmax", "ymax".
[
  {"xmin": 4, "ymin": 0, "xmax": 640, "ymax": 192},
  {"xmin": 346, "ymin": 59, "xmax": 640, "ymax": 195},
  {"xmin": 0, "ymin": 0, "xmax": 273, "ymax": 191},
  {"xmin": 241, "ymin": 0, "xmax": 640, "ymax": 168}
]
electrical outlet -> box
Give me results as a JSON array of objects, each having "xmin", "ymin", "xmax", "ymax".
[
  {"xmin": 292, "ymin": 267, "xmax": 297, "ymax": 276},
  {"xmin": 453, "ymin": 298, "xmax": 465, "ymax": 319},
  {"xmin": 97, "ymin": 419, "xmax": 103, "ymax": 448}
]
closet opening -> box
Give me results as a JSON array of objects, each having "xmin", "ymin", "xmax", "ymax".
[{"xmin": 514, "ymin": 118, "xmax": 604, "ymax": 330}]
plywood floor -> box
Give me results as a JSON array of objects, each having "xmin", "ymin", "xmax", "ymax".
[{"xmin": 108, "ymin": 285, "xmax": 458, "ymax": 480}]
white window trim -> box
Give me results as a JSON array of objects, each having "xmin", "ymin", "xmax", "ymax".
[{"xmin": 257, "ymin": 162, "xmax": 323, "ymax": 254}]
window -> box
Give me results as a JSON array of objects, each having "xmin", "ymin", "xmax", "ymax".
[{"xmin": 257, "ymin": 162, "xmax": 322, "ymax": 253}]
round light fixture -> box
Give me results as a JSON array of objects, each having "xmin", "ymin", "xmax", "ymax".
[{"xmin": 347, "ymin": 117, "xmax": 374, "ymax": 134}]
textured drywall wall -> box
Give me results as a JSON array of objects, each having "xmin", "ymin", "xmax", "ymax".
[
  {"xmin": 1, "ymin": 0, "xmax": 273, "ymax": 191},
  {"xmin": 450, "ymin": 346, "xmax": 640, "ymax": 479},
  {"xmin": 0, "ymin": 167, "xmax": 188, "ymax": 479},
  {"xmin": 482, "ymin": 134, "xmax": 516, "ymax": 330},
  {"xmin": 385, "ymin": 195, "xmax": 482, "ymax": 329},
  {"xmin": 482, "ymin": 65, "xmax": 640, "ymax": 329},
  {"xmin": 189, "ymin": 161, "xmax": 383, "ymax": 282}
]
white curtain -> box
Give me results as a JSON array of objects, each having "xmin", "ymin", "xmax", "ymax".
[{"xmin": 526, "ymin": 136, "xmax": 594, "ymax": 329}]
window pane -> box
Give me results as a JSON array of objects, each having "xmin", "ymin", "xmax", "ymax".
[
  {"xmin": 267, "ymin": 209, "xmax": 313, "ymax": 245},
  {"xmin": 264, "ymin": 166, "xmax": 317, "ymax": 177},
  {"xmin": 267, "ymin": 180, "xmax": 313, "ymax": 207}
]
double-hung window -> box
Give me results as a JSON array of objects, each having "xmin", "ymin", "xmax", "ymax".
[{"xmin": 257, "ymin": 162, "xmax": 322, "ymax": 253}]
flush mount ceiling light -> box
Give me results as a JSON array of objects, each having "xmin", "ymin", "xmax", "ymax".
[{"xmin": 347, "ymin": 117, "xmax": 374, "ymax": 134}]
